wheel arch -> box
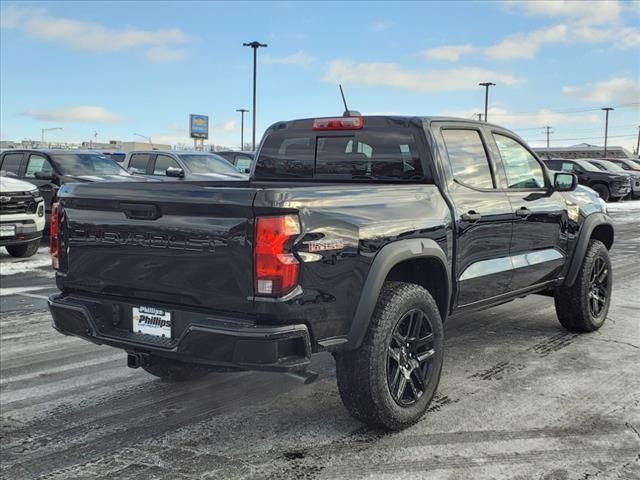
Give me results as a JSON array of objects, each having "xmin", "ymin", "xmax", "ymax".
[
  {"xmin": 345, "ymin": 238, "xmax": 451, "ymax": 350},
  {"xmin": 564, "ymin": 213, "xmax": 614, "ymax": 287}
]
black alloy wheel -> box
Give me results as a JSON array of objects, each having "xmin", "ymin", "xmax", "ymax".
[
  {"xmin": 387, "ymin": 309, "xmax": 436, "ymax": 406},
  {"xmin": 588, "ymin": 256, "xmax": 609, "ymax": 318}
]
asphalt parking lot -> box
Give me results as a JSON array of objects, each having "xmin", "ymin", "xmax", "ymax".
[{"xmin": 1, "ymin": 202, "xmax": 639, "ymax": 480}]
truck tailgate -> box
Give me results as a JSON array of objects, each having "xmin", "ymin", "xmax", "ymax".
[{"xmin": 57, "ymin": 182, "xmax": 257, "ymax": 313}]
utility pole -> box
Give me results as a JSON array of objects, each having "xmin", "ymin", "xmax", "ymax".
[
  {"xmin": 601, "ymin": 107, "xmax": 614, "ymax": 158},
  {"xmin": 478, "ymin": 82, "xmax": 496, "ymax": 123},
  {"xmin": 42, "ymin": 127, "xmax": 62, "ymax": 144},
  {"xmin": 476, "ymin": 113, "xmax": 483, "ymax": 121},
  {"xmin": 243, "ymin": 41, "xmax": 267, "ymax": 151},
  {"xmin": 236, "ymin": 109, "xmax": 249, "ymax": 151},
  {"xmin": 544, "ymin": 126, "xmax": 553, "ymax": 148},
  {"xmin": 635, "ymin": 125, "xmax": 640, "ymax": 157}
]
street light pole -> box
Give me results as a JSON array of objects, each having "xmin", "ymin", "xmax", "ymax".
[
  {"xmin": 134, "ymin": 133, "xmax": 153, "ymax": 148},
  {"xmin": 601, "ymin": 107, "xmax": 614, "ymax": 158},
  {"xmin": 544, "ymin": 125, "xmax": 553, "ymax": 148},
  {"xmin": 243, "ymin": 41, "xmax": 267, "ymax": 151},
  {"xmin": 478, "ymin": 82, "xmax": 496, "ymax": 123},
  {"xmin": 236, "ymin": 108, "xmax": 249, "ymax": 151},
  {"xmin": 42, "ymin": 127, "xmax": 62, "ymax": 144}
]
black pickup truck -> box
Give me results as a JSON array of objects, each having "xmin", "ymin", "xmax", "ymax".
[{"xmin": 48, "ymin": 115, "xmax": 614, "ymax": 430}]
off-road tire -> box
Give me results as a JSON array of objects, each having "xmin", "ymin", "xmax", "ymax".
[
  {"xmin": 591, "ymin": 184, "xmax": 610, "ymax": 202},
  {"xmin": 142, "ymin": 356, "xmax": 211, "ymax": 381},
  {"xmin": 554, "ymin": 240, "xmax": 611, "ymax": 332},
  {"xmin": 335, "ymin": 281, "xmax": 444, "ymax": 430},
  {"xmin": 6, "ymin": 239, "xmax": 40, "ymax": 258}
]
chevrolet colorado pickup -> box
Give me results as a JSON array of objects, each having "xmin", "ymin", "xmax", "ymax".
[{"xmin": 48, "ymin": 116, "xmax": 614, "ymax": 430}]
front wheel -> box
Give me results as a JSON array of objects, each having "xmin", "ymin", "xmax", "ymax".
[
  {"xmin": 591, "ymin": 184, "xmax": 610, "ymax": 202},
  {"xmin": 335, "ymin": 282, "xmax": 444, "ymax": 430},
  {"xmin": 554, "ymin": 240, "xmax": 612, "ymax": 332},
  {"xmin": 6, "ymin": 239, "xmax": 40, "ymax": 258}
]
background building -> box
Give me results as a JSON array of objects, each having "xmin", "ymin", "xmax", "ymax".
[{"xmin": 534, "ymin": 143, "xmax": 635, "ymax": 160}]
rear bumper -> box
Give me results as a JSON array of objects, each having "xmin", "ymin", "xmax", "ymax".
[{"xmin": 48, "ymin": 293, "xmax": 312, "ymax": 372}]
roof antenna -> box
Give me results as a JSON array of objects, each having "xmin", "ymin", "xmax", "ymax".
[{"xmin": 339, "ymin": 84, "xmax": 361, "ymax": 117}]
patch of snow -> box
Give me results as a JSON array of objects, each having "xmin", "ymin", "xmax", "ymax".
[
  {"xmin": 606, "ymin": 200, "xmax": 640, "ymax": 212},
  {"xmin": 0, "ymin": 248, "xmax": 52, "ymax": 276}
]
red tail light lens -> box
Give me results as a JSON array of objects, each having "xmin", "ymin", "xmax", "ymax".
[
  {"xmin": 255, "ymin": 215, "xmax": 300, "ymax": 296},
  {"xmin": 312, "ymin": 116, "xmax": 364, "ymax": 131},
  {"xmin": 50, "ymin": 202, "xmax": 60, "ymax": 269}
]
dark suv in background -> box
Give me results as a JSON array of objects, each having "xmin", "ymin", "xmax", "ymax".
[
  {"xmin": 0, "ymin": 149, "xmax": 148, "ymax": 223},
  {"xmin": 543, "ymin": 158, "xmax": 630, "ymax": 201}
]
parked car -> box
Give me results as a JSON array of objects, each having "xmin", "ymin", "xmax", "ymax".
[
  {"xmin": 214, "ymin": 151, "xmax": 255, "ymax": 173},
  {"xmin": 0, "ymin": 149, "xmax": 151, "ymax": 224},
  {"xmin": 48, "ymin": 115, "xmax": 613, "ymax": 430},
  {"xmin": 603, "ymin": 157, "xmax": 640, "ymax": 173},
  {"xmin": 122, "ymin": 150, "xmax": 248, "ymax": 180},
  {"xmin": 584, "ymin": 158, "xmax": 640, "ymax": 199},
  {"xmin": 0, "ymin": 175, "xmax": 45, "ymax": 257},
  {"xmin": 543, "ymin": 158, "xmax": 630, "ymax": 201}
]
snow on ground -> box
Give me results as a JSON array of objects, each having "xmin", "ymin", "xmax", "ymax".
[
  {"xmin": 606, "ymin": 199, "xmax": 640, "ymax": 212},
  {"xmin": 0, "ymin": 247, "xmax": 53, "ymax": 276}
]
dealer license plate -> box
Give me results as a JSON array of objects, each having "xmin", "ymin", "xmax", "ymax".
[
  {"xmin": 0, "ymin": 225, "xmax": 16, "ymax": 237},
  {"xmin": 132, "ymin": 306, "xmax": 172, "ymax": 338}
]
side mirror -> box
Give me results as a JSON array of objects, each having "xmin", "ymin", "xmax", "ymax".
[
  {"xmin": 165, "ymin": 167, "xmax": 185, "ymax": 178},
  {"xmin": 554, "ymin": 172, "xmax": 577, "ymax": 192},
  {"xmin": 34, "ymin": 171, "xmax": 55, "ymax": 181}
]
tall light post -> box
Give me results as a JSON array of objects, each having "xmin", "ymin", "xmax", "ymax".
[
  {"xmin": 478, "ymin": 82, "xmax": 496, "ymax": 123},
  {"xmin": 243, "ymin": 41, "xmax": 267, "ymax": 151},
  {"xmin": 601, "ymin": 107, "xmax": 614, "ymax": 158},
  {"xmin": 236, "ymin": 108, "xmax": 249, "ymax": 151},
  {"xmin": 134, "ymin": 133, "xmax": 153, "ymax": 148},
  {"xmin": 42, "ymin": 127, "xmax": 62, "ymax": 144}
]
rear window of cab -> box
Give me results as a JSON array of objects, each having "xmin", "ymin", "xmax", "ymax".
[{"xmin": 255, "ymin": 118, "xmax": 428, "ymax": 181}]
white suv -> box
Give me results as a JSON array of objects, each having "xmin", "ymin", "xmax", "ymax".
[{"xmin": 0, "ymin": 175, "xmax": 45, "ymax": 257}]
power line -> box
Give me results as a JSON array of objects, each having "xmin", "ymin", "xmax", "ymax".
[{"xmin": 490, "ymin": 102, "xmax": 639, "ymax": 117}]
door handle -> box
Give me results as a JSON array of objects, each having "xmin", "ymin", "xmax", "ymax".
[
  {"xmin": 515, "ymin": 207, "xmax": 532, "ymax": 217},
  {"xmin": 461, "ymin": 210, "xmax": 482, "ymax": 222}
]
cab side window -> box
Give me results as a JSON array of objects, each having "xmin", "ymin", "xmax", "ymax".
[
  {"xmin": 129, "ymin": 154, "xmax": 151, "ymax": 173},
  {"xmin": 25, "ymin": 154, "xmax": 54, "ymax": 178},
  {"xmin": 441, "ymin": 129, "xmax": 494, "ymax": 189},
  {"xmin": 0, "ymin": 153, "xmax": 23, "ymax": 176},
  {"xmin": 153, "ymin": 155, "xmax": 180, "ymax": 175},
  {"xmin": 493, "ymin": 134, "xmax": 545, "ymax": 189}
]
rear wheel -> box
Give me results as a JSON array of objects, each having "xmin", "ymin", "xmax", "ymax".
[
  {"xmin": 554, "ymin": 240, "xmax": 611, "ymax": 332},
  {"xmin": 142, "ymin": 356, "xmax": 211, "ymax": 381},
  {"xmin": 6, "ymin": 239, "xmax": 40, "ymax": 258},
  {"xmin": 591, "ymin": 184, "xmax": 610, "ymax": 202},
  {"xmin": 335, "ymin": 282, "xmax": 444, "ymax": 430}
]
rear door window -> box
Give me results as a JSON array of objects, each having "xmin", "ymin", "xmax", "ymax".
[
  {"xmin": 1, "ymin": 153, "xmax": 24, "ymax": 176},
  {"xmin": 129, "ymin": 153, "xmax": 151, "ymax": 173},
  {"xmin": 441, "ymin": 129, "xmax": 494, "ymax": 189}
]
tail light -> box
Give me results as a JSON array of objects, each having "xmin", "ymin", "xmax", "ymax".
[
  {"xmin": 50, "ymin": 202, "xmax": 60, "ymax": 269},
  {"xmin": 312, "ymin": 116, "xmax": 363, "ymax": 131},
  {"xmin": 255, "ymin": 215, "xmax": 301, "ymax": 296}
]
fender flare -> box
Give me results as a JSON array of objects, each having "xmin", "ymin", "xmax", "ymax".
[
  {"xmin": 346, "ymin": 238, "xmax": 450, "ymax": 349},
  {"xmin": 564, "ymin": 212, "xmax": 614, "ymax": 287}
]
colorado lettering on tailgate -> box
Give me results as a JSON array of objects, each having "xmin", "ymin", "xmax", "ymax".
[{"xmin": 69, "ymin": 228, "xmax": 217, "ymax": 252}]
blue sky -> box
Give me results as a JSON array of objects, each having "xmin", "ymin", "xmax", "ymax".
[{"xmin": 1, "ymin": 0, "xmax": 639, "ymax": 151}]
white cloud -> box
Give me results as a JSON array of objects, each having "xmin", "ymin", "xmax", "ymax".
[
  {"xmin": 263, "ymin": 50, "xmax": 316, "ymax": 66},
  {"xmin": 145, "ymin": 46, "xmax": 188, "ymax": 63},
  {"xmin": 563, "ymin": 77, "xmax": 640, "ymax": 105},
  {"xmin": 1, "ymin": 6, "xmax": 191, "ymax": 63},
  {"xmin": 505, "ymin": 0, "xmax": 623, "ymax": 26},
  {"xmin": 323, "ymin": 61, "xmax": 523, "ymax": 92},
  {"xmin": 27, "ymin": 106, "xmax": 123, "ymax": 124},
  {"xmin": 421, "ymin": 44, "xmax": 477, "ymax": 62},
  {"xmin": 215, "ymin": 120, "xmax": 238, "ymax": 133},
  {"xmin": 440, "ymin": 106, "xmax": 600, "ymax": 127},
  {"xmin": 369, "ymin": 21, "xmax": 393, "ymax": 32},
  {"xmin": 485, "ymin": 25, "xmax": 567, "ymax": 60}
]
